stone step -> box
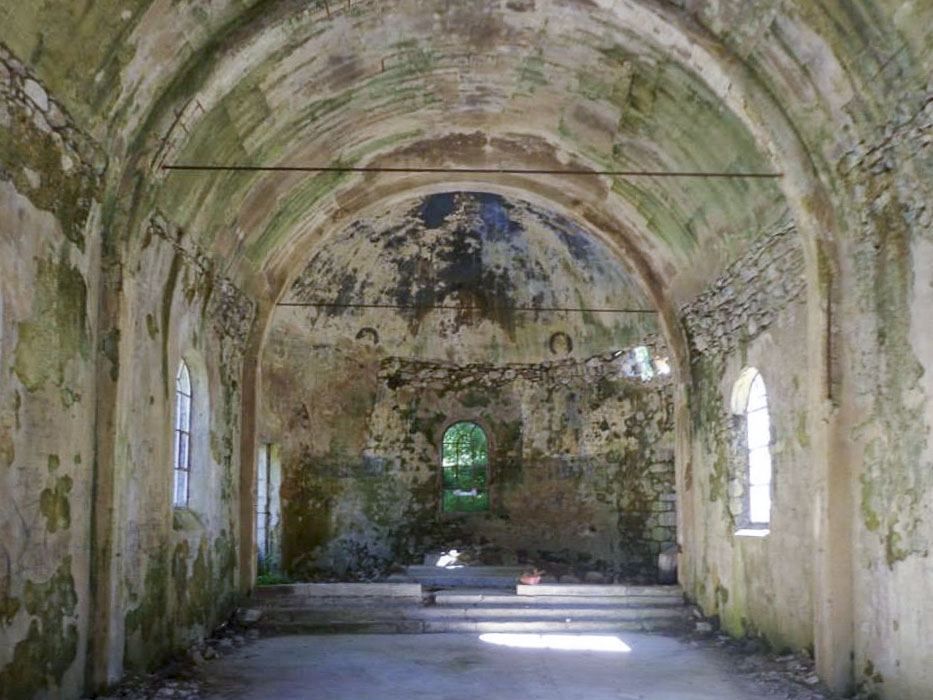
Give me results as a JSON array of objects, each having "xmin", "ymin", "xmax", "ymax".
[
  {"xmin": 423, "ymin": 618, "xmax": 687, "ymax": 633},
  {"xmin": 517, "ymin": 584, "xmax": 682, "ymax": 598},
  {"xmin": 389, "ymin": 566, "xmax": 526, "ymax": 589},
  {"xmin": 259, "ymin": 616, "xmax": 687, "ymax": 635},
  {"xmin": 250, "ymin": 577, "xmax": 692, "ymax": 638},
  {"xmin": 259, "ymin": 604, "xmax": 687, "ymax": 623},
  {"xmin": 252, "ymin": 583, "xmax": 423, "ymax": 600},
  {"xmin": 434, "ymin": 588, "xmax": 683, "ymax": 606}
]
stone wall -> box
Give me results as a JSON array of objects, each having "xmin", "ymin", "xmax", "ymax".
[
  {"xmin": 0, "ymin": 44, "xmax": 104, "ymax": 700},
  {"xmin": 261, "ymin": 323, "xmax": 676, "ymax": 583},
  {"xmin": 679, "ymin": 221, "xmax": 815, "ymax": 651}
]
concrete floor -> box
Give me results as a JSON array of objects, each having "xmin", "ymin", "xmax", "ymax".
[{"xmin": 199, "ymin": 633, "xmax": 790, "ymax": 699}]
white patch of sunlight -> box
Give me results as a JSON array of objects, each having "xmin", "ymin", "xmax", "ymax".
[
  {"xmin": 436, "ymin": 549, "xmax": 463, "ymax": 568},
  {"xmin": 479, "ymin": 634, "xmax": 632, "ymax": 653}
]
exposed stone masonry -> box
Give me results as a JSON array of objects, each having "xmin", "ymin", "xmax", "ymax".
[
  {"xmin": 380, "ymin": 335, "xmax": 672, "ymax": 392},
  {"xmin": 146, "ymin": 215, "xmax": 257, "ymax": 352},
  {"xmin": 263, "ymin": 332, "xmax": 677, "ymax": 583},
  {"xmin": 0, "ymin": 42, "xmax": 105, "ymax": 251},
  {"xmin": 680, "ymin": 221, "xmax": 804, "ymax": 362}
]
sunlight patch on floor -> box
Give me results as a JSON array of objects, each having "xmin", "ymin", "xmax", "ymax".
[{"xmin": 479, "ymin": 633, "xmax": 632, "ymax": 653}]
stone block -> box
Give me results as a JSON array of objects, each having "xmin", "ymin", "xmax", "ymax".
[
  {"xmin": 235, "ymin": 608, "xmax": 263, "ymax": 624},
  {"xmin": 658, "ymin": 544, "xmax": 678, "ymax": 584},
  {"xmin": 259, "ymin": 583, "xmax": 423, "ymax": 598},
  {"xmin": 23, "ymin": 78, "xmax": 48, "ymax": 111},
  {"xmin": 47, "ymin": 102, "xmax": 67, "ymax": 129}
]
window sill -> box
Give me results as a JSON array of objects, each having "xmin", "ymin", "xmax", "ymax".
[
  {"xmin": 172, "ymin": 507, "xmax": 205, "ymax": 532},
  {"xmin": 734, "ymin": 528, "xmax": 770, "ymax": 538},
  {"xmin": 438, "ymin": 509, "xmax": 490, "ymax": 519}
]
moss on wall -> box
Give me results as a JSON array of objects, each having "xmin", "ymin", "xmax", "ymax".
[
  {"xmin": 39, "ymin": 474, "xmax": 72, "ymax": 533},
  {"xmin": 852, "ymin": 204, "xmax": 930, "ymax": 568},
  {"xmin": 13, "ymin": 253, "xmax": 90, "ymax": 394},
  {"xmin": 123, "ymin": 531, "xmax": 236, "ymax": 669},
  {"xmin": 0, "ymin": 96, "xmax": 99, "ymax": 251},
  {"xmin": 0, "ymin": 557, "xmax": 79, "ymax": 699},
  {"xmin": 117, "ymin": 219, "xmax": 251, "ymax": 675},
  {"xmin": 0, "ymin": 2, "xmax": 148, "ymax": 121},
  {"xmin": 124, "ymin": 546, "xmax": 169, "ymax": 670},
  {"xmin": 0, "ymin": 574, "xmax": 21, "ymax": 625}
]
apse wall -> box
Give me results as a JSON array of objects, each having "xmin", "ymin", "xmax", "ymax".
[
  {"xmin": 260, "ymin": 329, "xmax": 675, "ymax": 581},
  {"xmin": 282, "ymin": 192, "xmax": 658, "ymax": 364}
]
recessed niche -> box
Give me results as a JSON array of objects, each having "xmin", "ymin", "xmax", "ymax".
[
  {"xmin": 549, "ymin": 331, "xmax": 573, "ymax": 356},
  {"xmin": 356, "ymin": 327, "xmax": 380, "ymax": 345}
]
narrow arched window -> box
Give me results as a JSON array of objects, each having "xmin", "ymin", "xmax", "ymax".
[
  {"xmin": 745, "ymin": 372, "xmax": 772, "ymax": 524},
  {"xmin": 441, "ymin": 422, "xmax": 489, "ymax": 513},
  {"xmin": 173, "ymin": 361, "xmax": 192, "ymax": 507}
]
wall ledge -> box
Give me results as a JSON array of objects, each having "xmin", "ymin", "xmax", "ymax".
[{"xmin": 734, "ymin": 528, "xmax": 770, "ymax": 538}]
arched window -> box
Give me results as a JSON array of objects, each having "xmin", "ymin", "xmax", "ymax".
[
  {"xmin": 744, "ymin": 371, "xmax": 772, "ymax": 524},
  {"xmin": 173, "ymin": 361, "xmax": 192, "ymax": 507},
  {"xmin": 441, "ymin": 422, "xmax": 489, "ymax": 513}
]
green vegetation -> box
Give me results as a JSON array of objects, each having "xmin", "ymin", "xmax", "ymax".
[
  {"xmin": 441, "ymin": 422, "xmax": 489, "ymax": 513},
  {"xmin": 256, "ymin": 571, "xmax": 292, "ymax": 586}
]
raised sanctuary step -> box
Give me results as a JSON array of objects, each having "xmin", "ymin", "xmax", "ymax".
[
  {"xmin": 434, "ymin": 585, "xmax": 684, "ymax": 606},
  {"xmin": 387, "ymin": 565, "xmax": 526, "ymax": 588},
  {"xmin": 251, "ymin": 580, "xmax": 691, "ymax": 635},
  {"xmin": 253, "ymin": 582, "xmax": 423, "ymax": 600}
]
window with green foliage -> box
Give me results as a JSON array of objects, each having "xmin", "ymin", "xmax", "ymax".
[{"xmin": 441, "ymin": 422, "xmax": 489, "ymax": 512}]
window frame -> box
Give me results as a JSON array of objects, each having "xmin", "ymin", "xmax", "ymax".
[
  {"xmin": 173, "ymin": 360, "xmax": 193, "ymax": 508},
  {"xmin": 731, "ymin": 368, "xmax": 773, "ymax": 535},
  {"xmin": 745, "ymin": 373, "xmax": 772, "ymax": 526},
  {"xmin": 438, "ymin": 420, "xmax": 492, "ymax": 515}
]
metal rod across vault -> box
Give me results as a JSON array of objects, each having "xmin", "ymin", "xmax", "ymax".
[
  {"xmin": 162, "ymin": 164, "xmax": 783, "ymax": 179},
  {"xmin": 276, "ymin": 302, "xmax": 657, "ymax": 314}
]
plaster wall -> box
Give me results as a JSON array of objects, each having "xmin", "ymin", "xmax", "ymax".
[
  {"xmin": 283, "ymin": 191, "xmax": 658, "ymax": 364},
  {"xmin": 0, "ymin": 40, "xmax": 259, "ymax": 696},
  {"xmin": 0, "ymin": 47, "xmax": 103, "ymax": 700},
  {"xmin": 838, "ymin": 89, "xmax": 933, "ymax": 700},
  {"xmin": 111, "ymin": 213, "xmax": 256, "ymax": 674},
  {"xmin": 680, "ymin": 222, "xmax": 814, "ymax": 652}
]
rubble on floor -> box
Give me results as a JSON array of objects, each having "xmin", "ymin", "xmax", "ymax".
[
  {"xmin": 81, "ymin": 617, "xmax": 261, "ymax": 700},
  {"xmin": 686, "ymin": 628, "xmax": 835, "ymax": 700}
]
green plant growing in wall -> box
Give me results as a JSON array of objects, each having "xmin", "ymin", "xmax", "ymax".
[{"xmin": 441, "ymin": 422, "xmax": 489, "ymax": 513}]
